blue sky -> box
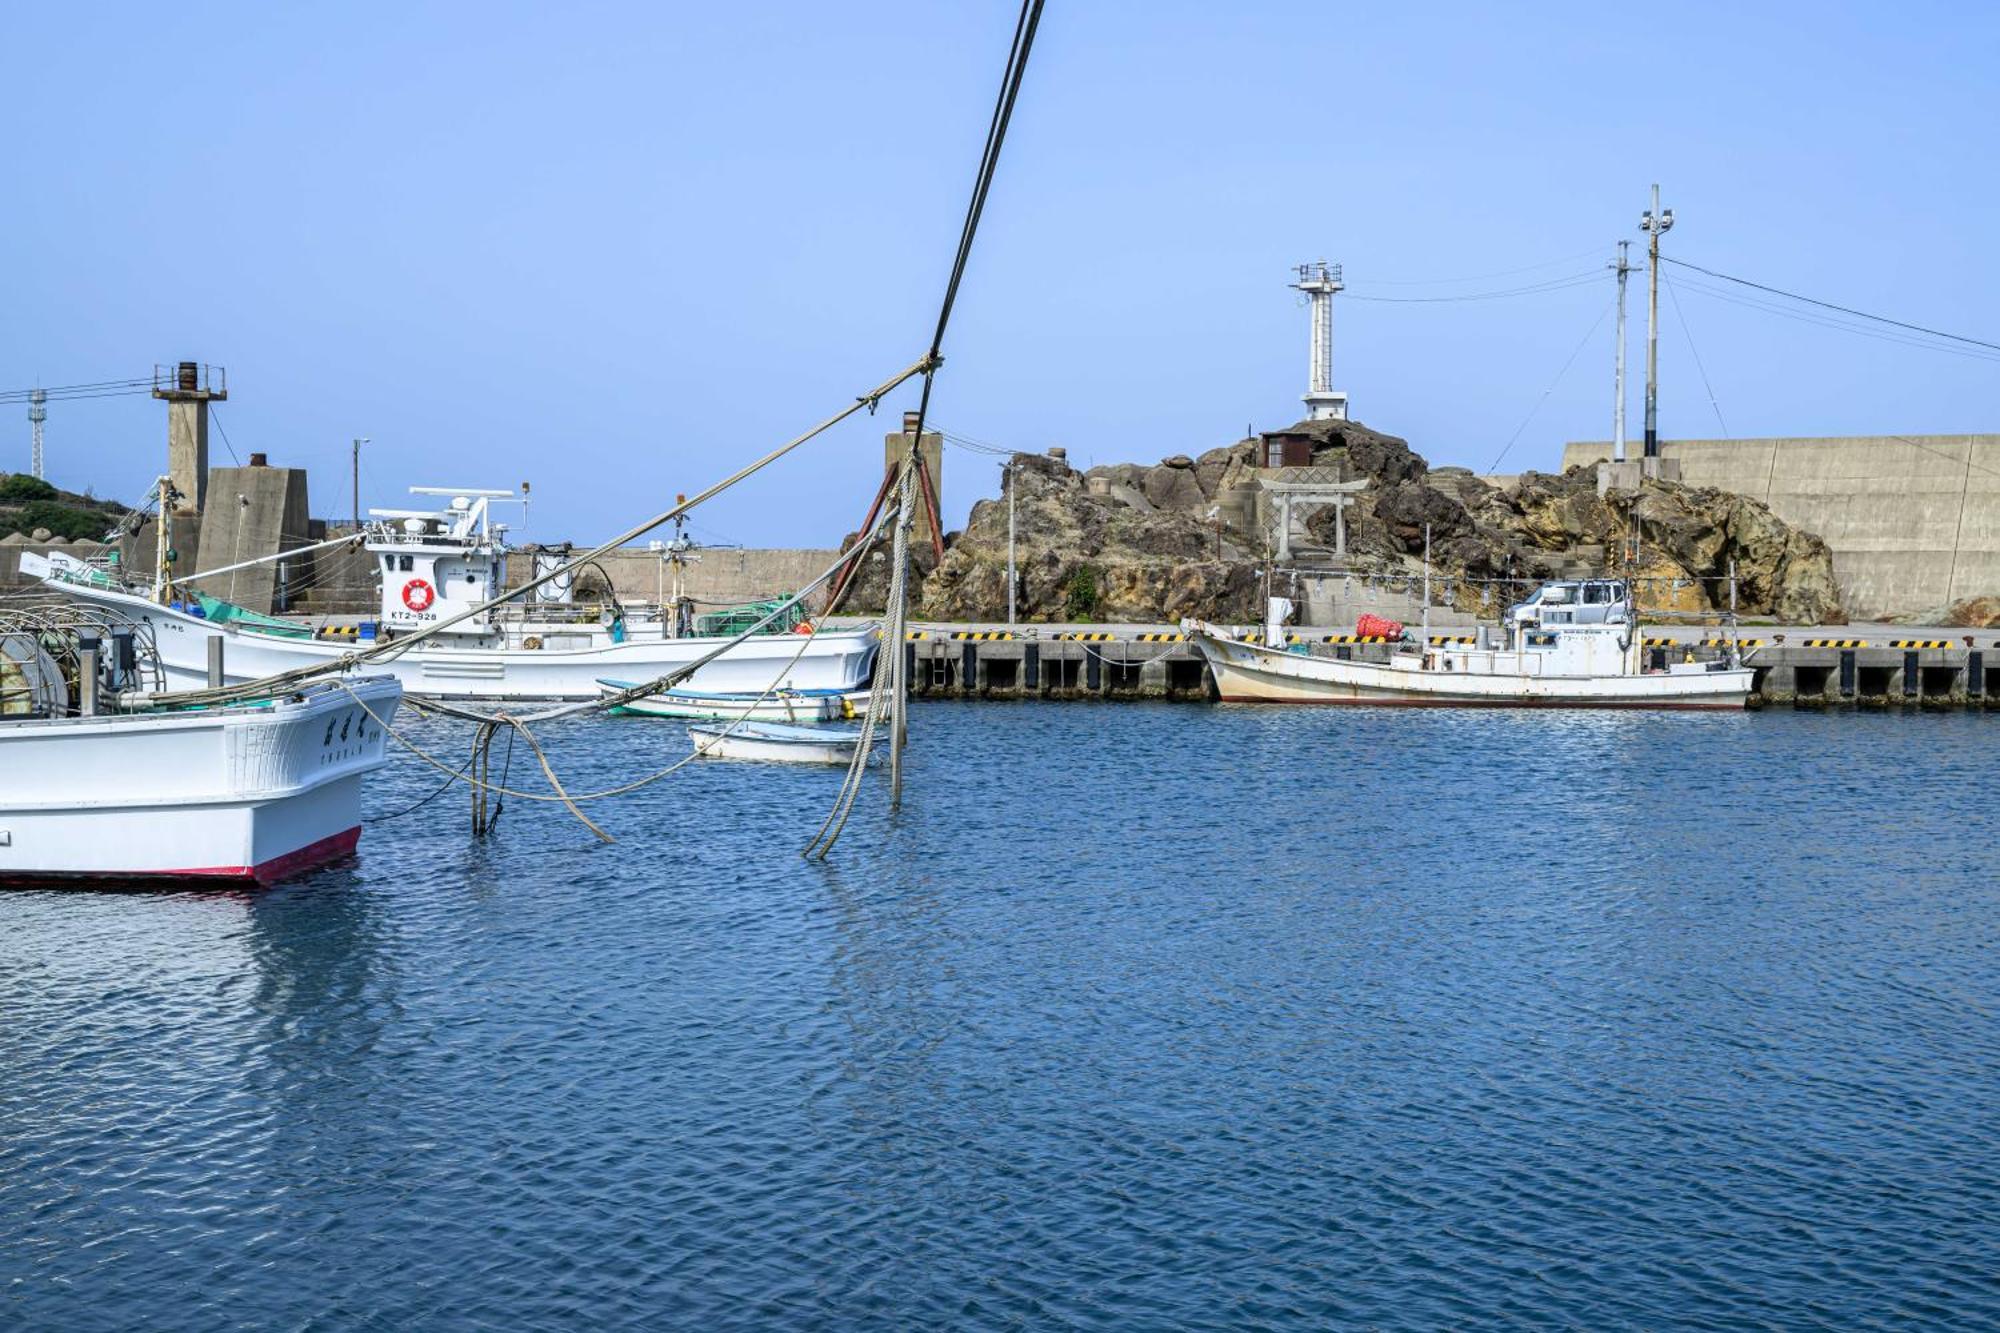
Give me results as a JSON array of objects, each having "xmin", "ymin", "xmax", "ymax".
[{"xmin": 5, "ymin": 2, "xmax": 1994, "ymax": 544}]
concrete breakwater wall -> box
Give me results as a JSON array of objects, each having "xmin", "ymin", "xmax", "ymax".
[
  {"xmin": 897, "ymin": 624, "xmax": 2000, "ymax": 709},
  {"xmin": 1563, "ymin": 435, "xmax": 2000, "ymax": 620},
  {"xmin": 503, "ymin": 547, "xmax": 838, "ymax": 610}
]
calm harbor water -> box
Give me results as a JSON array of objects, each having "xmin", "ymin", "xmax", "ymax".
[{"xmin": 3, "ymin": 703, "xmax": 1996, "ymax": 1329}]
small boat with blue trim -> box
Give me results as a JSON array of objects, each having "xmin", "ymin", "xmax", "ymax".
[{"xmin": 595, "ymin": 680, "xmax": 868, "ymax": 723}]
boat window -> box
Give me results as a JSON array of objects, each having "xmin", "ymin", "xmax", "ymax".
[
  {"xmin": 399, "ymin": 555, "xmax": 414, "ymax": 572},
  {"xmin": 1584, "ymin": 583, "xmax": 1611, "ymax": 603}
]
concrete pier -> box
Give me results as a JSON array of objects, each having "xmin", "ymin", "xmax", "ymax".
[{"xmin": 892, "ymin": 622, "xmax": 2000, "ymax": 709}]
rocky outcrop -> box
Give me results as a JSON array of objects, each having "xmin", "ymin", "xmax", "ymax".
[
  {"xmin": 1943, "ymin": 596, "xmax": 2000, "ymax": 629},
  {"xmin": 916, "ymin": 452, "xmax": 1262, "ymax": 622},
  {"xmin": 843, "ymin": 417, "xmax": 1845, "ymax": 624}
]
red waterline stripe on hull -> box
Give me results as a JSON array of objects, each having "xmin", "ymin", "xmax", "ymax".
[{"xmin": 156, "ymin": 826, "xmax": 364, "ymax": 885}]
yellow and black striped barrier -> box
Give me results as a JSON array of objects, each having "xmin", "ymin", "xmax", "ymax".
[
  {"xmin": 949, "ymin": 630, "xmax": 1016, "ymax": 641},
  {"xmin": 318, "ymin": 624, "xmax": 360, "ymax": 639},
  {"xmin": 1054, "ymin": 632, "xmax": 1116, "ymax": 641},
  {"xmin": 905, "ymin": 630, "xmax": 929, "ymax": 640},
  {"xmin": 1134, "ymin": 632, "xmax": 1186, "ymax": 642},
  {"xmin": 1430, "ymin": 635, "xmax": 1477, "ymax": 646},
  {"xmin": 1701, "ymin": 638, "xmax": 1766, "ymax": 648},
  {"xmin": 1890, "ymin": 639, "xmax": 1953, "ymax": 649},
  {"xmin": 1641, "ymin": 637, "xmax": 1681, "ymax": 647},
  {"xmin": 1317, "ymin": 634, "xmax": 1397, "ymax": 644},
  {"xmin": 1804, "ymin": 638, "xmax": 1870, "ymax": 648}
]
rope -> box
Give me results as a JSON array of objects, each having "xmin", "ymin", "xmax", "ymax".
[
  {"xmin": 340, "ymin": 512, "xmax": 895, "ymax": 822},
  {"xmin": 151, "ymin": 357, "xmax": 933, "ymax": 710},
  {"xmin": 805, "ymin": 460, "xmax": 911, "ymax": 859}
]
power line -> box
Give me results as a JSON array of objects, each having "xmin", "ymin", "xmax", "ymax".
[
  {"xmin": 1345, "ymin": 271, "xmax": 1605, "ymax": 304},
  {"xmin": 1668, "ymin": 274, "xmax": 2000, "ymax": 365},
  {"xmin": 1662, "ymin": 255, "xmax": 2000, "ymax": 354},
  {"xmin": 1486, "ymin": 298, "xmax": 1617, "ymax": 474},
  {"xmin": 1343, "ymin": 246, "xmax": 1607, "ymax": 288},
  {"xmin": 1661, "ymin": 271, "xmax": 1730, "ymax": 439}
]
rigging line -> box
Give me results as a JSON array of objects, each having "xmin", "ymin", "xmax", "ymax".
[
  {"xmin": 925, "ymin": 0, "xmax": 1045, "ymax": 364},
  {"xmin": 208, "ymin": 404, "xmax": 245, "ymax": 466},
  {"xmin": 1661, "ymin": 272, "xmax": 1730, "ymax": 439},
  {"xmin": 1343, "ymin": 246, "xmax": 1608, "ymax": 287},
  {"xmin": 1662, "ymin": 255, "xmax": 2000, "ymax": 353},
  {"xmin": 1485, "ymin": 298, "xmax": 1617, "ymax": 474},
  {"xmin": 158, "ymin": 355, "xmax": 933, "ymax": 709},
  {"xmin": 1345, "ymin": 273, "xmax": 1605, "ymax": 304},
  {"xmin": 1666, "ymin": 276, "xmax": 2000, "ymax": 365}
]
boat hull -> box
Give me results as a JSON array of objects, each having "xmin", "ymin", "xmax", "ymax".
[
  {"xmin": 599, "ymin": 682, "xmax": 867, "ymax": 723},
  {"xmin": 1191, "ymin": 630, "xmax": 1753, "ymax": 709},
  {"xmin": 0, "ymin": 677, "xmax": 402, "ymax": 884},
  {"xmin": 687, "ymin": 722, "xmax": 868, "ymax": 764},
  {"xmin": 45, "ymin": 577, "xmax": 878, "ymax": 701}
]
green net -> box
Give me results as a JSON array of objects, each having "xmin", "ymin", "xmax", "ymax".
[
  {"xmin": 194, "ymin": 592, "xmax": 316, "ymax": 639},
  {"xmin": 693, "ymin": 596, "xmax": 805, "ymax": 637}
]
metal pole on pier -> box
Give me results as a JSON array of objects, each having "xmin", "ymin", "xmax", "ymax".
[
  {"xmin": 889, "ymin": 452, "xmax": 914, "ymax": 809},
  {"xmin": 1640, "ymin": 185, "xmax": 1674, "ymax": 459},
  {"xmin": 351, "ymin": 438, "xmax": 369, "ymax": 531},
  {"xmin": 1006, "ymin": 457, "xmax": 1017, "ymax": 626},
  {"xmin": 1420, "ymin": 522, "xmax": 1432, "ymax": 649},
  {"xmin": 1611, "ymin": 241, "xmax": 1632, "ymax": 463}
]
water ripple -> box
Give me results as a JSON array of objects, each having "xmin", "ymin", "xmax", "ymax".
[{"xmin": 1, "ymin": 703, "xmax": 1995, "ymax": 1329}]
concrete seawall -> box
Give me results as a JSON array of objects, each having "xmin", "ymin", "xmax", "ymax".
[
  {"xmin": 1563, "ymin": 435, "xmax": 2000, "ymax": 619},
  {"xmin": 504, "ymin": 547, "xmax": 838, "ymax": 610},
  {"xmin": 892, "ymin": 622, "xmax": 2000, "ymax": 709}
]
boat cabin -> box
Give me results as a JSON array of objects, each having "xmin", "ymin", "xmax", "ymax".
[
  {"xmin": 367, "ymin": 488, "xmax": 516, "ymax": 635},
  {"xmin": 1507, "ymin": 579, "xmax": 1630, "ymax": 628}
]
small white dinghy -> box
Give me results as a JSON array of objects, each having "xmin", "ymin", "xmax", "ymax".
[
  {"xmin": 687, "ymin": 720, "xmax": 875, "ymax": 765},
  {"xmin": 597, "ymin": 680, "xmax": 862, "ymax": 723}
]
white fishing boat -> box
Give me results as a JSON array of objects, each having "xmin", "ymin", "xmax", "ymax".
[
  {"xmin": 0, "ymin": 612, "xmax": 402, "ymax": 883},
  {"xmin": 687, "ymin": 720, "xmax": 875, "ymax": 764},
  {"xmin": 1185, "ymin": 579, "xmax": 1753, "ymax": 709},
  {"xmin": 29, "ymin": 487, "xmax": 877, "ymax": 701},
  {"xmin": 596, "ymin": 680, "xmax": 868, "ymax": 722}
]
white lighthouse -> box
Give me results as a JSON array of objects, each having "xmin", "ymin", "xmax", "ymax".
[{"xmin": 1290, "ymin": 260, "xmax": 1348, "ymax": 421}]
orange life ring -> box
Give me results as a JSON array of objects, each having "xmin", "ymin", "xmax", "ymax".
[
  {"xmin": 401, "ymin": 578, "xmax": 435, "ymax": 612},
  {"xmin": 790, "ymin": 619, "xmax": 815, "ymax": 635}
]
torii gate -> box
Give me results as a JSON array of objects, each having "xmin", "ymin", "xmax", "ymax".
[{"xmin": 1259, "ymin": 478, "xmax": 1369, "ymax": 560}]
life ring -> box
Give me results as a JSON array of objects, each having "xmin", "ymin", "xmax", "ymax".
[
  {"xmin": 523, "ymin": 635, "xmax": 543, "ymax": 650},
  {"xmin": 790, "ymin": 619, "xmax": 815, "ymax": 635},
  {"xmin": 401, "ymin": 578, "xmax": 435, "ymax": 612}
]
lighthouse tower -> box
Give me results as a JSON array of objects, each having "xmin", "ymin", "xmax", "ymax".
[{"xmin": 1290, "ymin": 261, "xmax": 1348, "ymax": 421}]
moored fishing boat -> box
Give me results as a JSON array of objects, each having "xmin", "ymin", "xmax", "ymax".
[
  {"xmin": 0, "ymin": 609, "xmax": 402, "ymax": 883},
  {"xmin": 29, "ymin": 488, "xmax": 877, "ymax": 701},
  {"xmin": 1184, "ymin": 578, "xmax": 1753, "ymax": 709}
]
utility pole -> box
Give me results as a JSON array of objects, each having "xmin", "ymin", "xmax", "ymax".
[
  {"xmin": 1610, "ymin": 241, "xmax": 1632, "ymax": 463},
  {"xmin": 351, "ymin": 437, "xmax": 370, "ymax": 530},
  {"xmin": 1639, "ymin": 184, "xmax": 1674, "ymax": 459},
  {"xmin": 1005, "ymin": 456, "xmax": 1017, "ymax": 625}
]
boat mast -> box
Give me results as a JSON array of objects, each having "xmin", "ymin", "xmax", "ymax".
[
  {"xmin": 1420, "ymin": 522, "xmax": 1431, "ymax": 650},
  {"xmin": 151, "ymin": 475, "xmax": 175, "ymax": 603}
]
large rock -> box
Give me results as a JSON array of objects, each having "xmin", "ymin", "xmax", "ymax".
[
  {"xmin": 858, "ymin": 419, "xmax": 1845, "ymax": 624},
  {"xmin": 917, "ymin": 450, "xmax": 1260, "ymax": 621}
]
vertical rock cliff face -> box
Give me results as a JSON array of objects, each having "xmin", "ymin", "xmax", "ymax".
[{"xmin": 844, "ymin": 418, "xmax": 1844, "ymax": 624}]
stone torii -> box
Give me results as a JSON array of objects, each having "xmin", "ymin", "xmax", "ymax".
[{"xmin": 1259, "ymin": 478, "xmax": 1370, "ymax": 560}]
